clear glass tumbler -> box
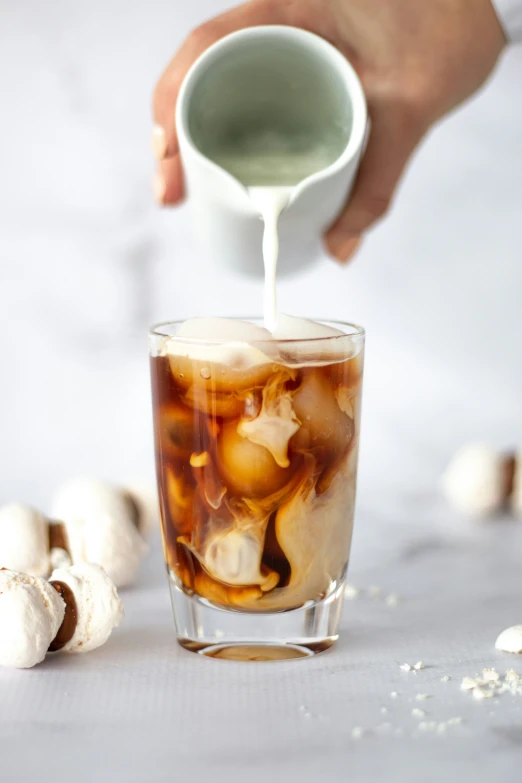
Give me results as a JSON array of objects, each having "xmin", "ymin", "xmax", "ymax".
[{"xmin": 149, "ymin": 318, "xmax": 364, "ymax": 660}]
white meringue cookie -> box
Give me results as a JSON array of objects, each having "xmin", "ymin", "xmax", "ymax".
[
  {"xmin": 50, "ymin": 563, "xmax": 124, "ymax": 654},
  {"xmin": 0, "ymin": 504, "xmax": 51, "ymax": 577},
  {"xmin": 52, "ymin": 477, "xmax": 148, "ymax": 587},
  {"xmin": 0, "ymin": 569, "xmax": 64, "ymax": 668},
  {"xmin": 442, "ymin": 443, "xmax": 506, "ymax": 517},
  {"xmin": 495, "ymin": 625, "xmax": 522, "ymax": 654}
]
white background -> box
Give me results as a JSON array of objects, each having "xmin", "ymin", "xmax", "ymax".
[
  {"xmin": 0, "ymin": 0, "xmax": 521, "ymax": 513},
  {"xmin": 2, "ymin": 5, "xmax": 522, "ymax": 780}
]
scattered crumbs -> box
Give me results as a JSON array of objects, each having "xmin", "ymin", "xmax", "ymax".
[
  {"xmin": 416, "ymin": 694, "xmax": 431, "ymax": 701},
  {"xmin": 400, "ymin": 663, "xmax": 412, "ymax": 672},
  {"xmin": 368, "ymin": 585, "xmax": 382, "ymax": 597},
  {"xmin": 461, "ymin": 669, "xmax": 522, "ymax": 700},
  {"xmin": 390, "ymin": 691, "xmax": 399, "ymax": 699},
  {"xmin": 473, "ymin": 687, "xmax": 493, "ymax": 701},
  {"xmin": 344, "ymin": 584, "xmax": 360, "ymax": 599},
  {"xmin": 413, "ymin": 661, "xmax": 425, "ymax": 671},
  {"xmin": 418, "ymin": 721, "xmax": 437, "ymax": 732},
  {"xmin": 412, "ymin": 708, "xmax": 425, "ymax": 719},
  {"xmin": 385, "ymin": 594, "xmax": 400, "ymax": 607},
  {"xmin": 418, "ymin": 718, "xmax": 462, "ymax": 734},
  {"xmin": 351, "ymin": 727, "xmax": 365, "ymax": 740},
  {"xmin": 380, "ymin": 706, "xmax": 389, "ymax": 714},
  {"xmin": 447, "ymin": 717, "xmax": 463, "ymax": 726},
  {"xmin": 441, "ymin": 675, "xmax": 451, "ymax": 683}
]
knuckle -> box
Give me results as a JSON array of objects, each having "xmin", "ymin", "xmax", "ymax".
[
  {"xmin": 363, "ymin": 194, "xmax": 390, "ymax": 222},
  {"xmin": 188, "ymin": 20, "xmax": 221, "ymax": 49}
]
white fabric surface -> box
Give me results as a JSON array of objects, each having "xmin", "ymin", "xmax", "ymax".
[
  {"xmin": 492, "ymin": 0, "xmax": 522, "ymax": 40},
  {"xmin": 1, "ymin": 1, "xmax": 522, "ymax": 779}
]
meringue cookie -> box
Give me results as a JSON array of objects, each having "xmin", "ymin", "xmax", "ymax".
[
  {"xmin": 0, "ymin": 569, "xmax": 64, "ymax": 668},
  {"xmin": 52, "ymin": 477, "xmax": 148, "ymax": 587},
  {"xmin": 442, "ymin": 443, "xmax": 506, "ymax": 517},
  {"xmin": 50, "ymin": 563, "xmax": 124, "ymax": 653},
  {"xmin": 0, "ymin": 504, "xmax": 51, "ymax": 577},
  {"xmin": 495, "ymin": 625, "xmax": 522, "ymax": 654}
]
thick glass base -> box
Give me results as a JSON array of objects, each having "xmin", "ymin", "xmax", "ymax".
[{"xmin": 167, "ymin": 572, "xmax": 346, "ymax": 661}]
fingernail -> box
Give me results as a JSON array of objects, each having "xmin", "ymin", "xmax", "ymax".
[
  {"xmin": 326, "ymin": 234, "xmax": 362, "ymax": 264},
  {"xmin": 151, "ymin": 124, "xmax": 167, "ymax": 160},
  {"xmin": 152, "ymin": 171, "xmax": 166, "ymax": 203}
]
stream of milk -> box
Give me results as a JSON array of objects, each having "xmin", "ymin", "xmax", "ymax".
[{"xmin": 205, "ymin": 130, "xmax": 340, "ymax": 332}]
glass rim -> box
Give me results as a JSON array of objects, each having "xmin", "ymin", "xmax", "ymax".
[{"xmin": 149, "ymin": 317, "xmax": 365, "ymax": 346}]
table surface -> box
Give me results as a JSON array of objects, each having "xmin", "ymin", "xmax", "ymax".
[{"xmin": 1, "ymin": 496, "xmax": 521, "ymax": 783}]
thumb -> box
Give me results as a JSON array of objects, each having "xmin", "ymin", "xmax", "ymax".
[{"xmin": 325, "ymin": 101, "xmax": 426, "ymax": 261}]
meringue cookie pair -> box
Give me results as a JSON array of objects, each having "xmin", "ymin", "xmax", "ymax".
[
  {"xmin": 442, "ymin": 444, "xmax": 522, "ymax": 518},
  {"xmin": 0, "ymin": 563, "xmax": 123, "ymax": 669},
  {"xmin": 0, "ymin": 477, "xmax": 158, "ymax": 587}
]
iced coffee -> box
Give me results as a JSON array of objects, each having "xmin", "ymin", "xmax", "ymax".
[{"xmin": 150, "ymin": 316, "xmax": 363, "ymax": 616}]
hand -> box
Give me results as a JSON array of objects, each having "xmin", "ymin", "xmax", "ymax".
[{"xmin": 152, "ymin": 0, "xmax": 505, "ymax": 262}]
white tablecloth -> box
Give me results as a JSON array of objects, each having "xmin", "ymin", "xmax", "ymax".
[{"xmin": 2, "ymin": 496, "xmax": 521, "ymax": 783}]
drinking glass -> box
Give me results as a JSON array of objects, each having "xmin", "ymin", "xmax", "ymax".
[{"xmin": 150, "ymin": 318, "xmax": 364, "ymax": 660}]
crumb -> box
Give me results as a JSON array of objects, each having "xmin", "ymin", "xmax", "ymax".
[
  {"xmin": 473, "ymin": 687, "xmax": 494, "ymax": 701},
  {"xmin": 418, "ymin": 721, "xmax": 437, "ymax": 732},
  {"xmin": 441, "ymin": 675, "xmax": 451, "ymax": 683},
  {"xmin": 390, "ymin": 691, "xmax": 399, "ymax": 699},
  {"xmin": 385, "ymin": 594, "xmax": 399, "ymax": 607},
  {"xmin": 381, "ymin": 706, "xmax": 388, "ymax": 714},
  {"xmin": 447, "ymin": 717, "xmax": 463, "ymax": 726},
  {"xmin": 344, "ymin": 584, "xmax": 360, "ymax": 599},
  {"xmin": 400, "ymin": 663, "xmax": 412, "ymax": 672},
  {"xmin": 412, "ymin": 708, "xmax": 425, "ymax": 719},
  {"xmin": 416, "ymin": 694, "xmax": 430, "ymax": 701},
  {"xmin": 351, "ymin": 727, "xmax": 365, "ymax": 739},
  {"xmin": 482, "ymin": 669, "xmax": 500, "ymax": 682},
  {"xmin": 461, "ymin": 677, "xmax": 478, "ymax": 691},
  {"xmin": 413, "ymin": 661, "xmax": 425, "ymax": 671}
]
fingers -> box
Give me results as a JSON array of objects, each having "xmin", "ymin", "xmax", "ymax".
[
  {"xmin": 153, "ymin": 155, "xmax": 184, "ymax": 205},
  {"xmin": 329, "ymin": 235, "xmax": 363, "ymax": 265},
  {"xmin": 152, "ymin": 0, "xmax": 291, "ymax": 162},
  {"xmin": 325, "ymin": 100, "xmax": 427, "ymax": 262}
]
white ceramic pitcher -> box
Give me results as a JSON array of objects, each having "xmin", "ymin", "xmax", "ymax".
[{"xmin": 176, "ymin": 25, "xmax": 367, "ymax": 276}]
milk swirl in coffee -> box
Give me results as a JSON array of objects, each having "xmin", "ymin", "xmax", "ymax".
[{"xmin": 150, "ymin": 133, "xmax": 363, "ymax": 612}]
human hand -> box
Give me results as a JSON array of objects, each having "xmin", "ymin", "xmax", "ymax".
[{"xmin": 152, "ymin": 0, "xmax": 505, "ymax": 261}]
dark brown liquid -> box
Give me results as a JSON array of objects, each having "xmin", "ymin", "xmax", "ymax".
[{"xmin": 150, "ymin": 348, "xmax": 362, "ymax": 611}]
